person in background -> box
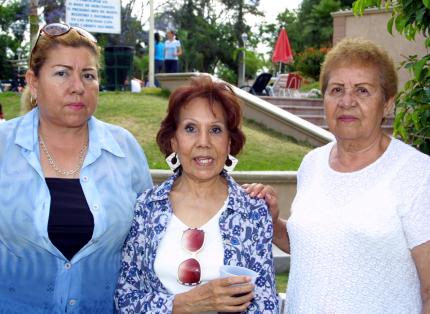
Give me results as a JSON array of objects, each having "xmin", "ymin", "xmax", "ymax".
[
  {"xmin": 154, "ymin": 32, "xmax": 165, "ymax": 87},
  {"xmin": 0, "ymin": 23, "xmax": 152, "ymax": 313},
  {"xmin": 115, "ymin": 75, "xmax": 278, "ymax": 313},
  {"xmin": 164, "ymin": 30, "xmax": 182, "ymax": 73},
  {"xmin": 0, "ymin": 103, "xmax": 5, "ymax": 122},
  {"xmin": 155, "ymin": 32, "xmax": 165, "ymax": 74},
  {"xmin": 246, "ymin": 37, "xmax": 430, "ymax": 313}
]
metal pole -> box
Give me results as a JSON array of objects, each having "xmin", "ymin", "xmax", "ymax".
[
  {"xmin": 148, "ymin": 0, "xmax": 155, "ymax": 87},
  {"xmin": 241, "ymin": 33, "xmax": 248, "ymax": 87},
  {"xmin": 242, "ymin": 50, "xmax": 246, "ymax": 86}
]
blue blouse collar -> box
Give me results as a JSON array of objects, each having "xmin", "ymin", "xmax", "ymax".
[{"xmin": 14, "ymin": 107, "xmax": 125, "ymax": 158}]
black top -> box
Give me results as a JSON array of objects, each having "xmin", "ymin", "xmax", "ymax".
[{"xmin": 46, "ymin": 178, "xmax": 94, "ymax": 260}]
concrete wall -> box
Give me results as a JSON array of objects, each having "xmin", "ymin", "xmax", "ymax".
[
  {"xmin": 151, "ymin": 170, "xmax": 296, "ymax": 219},
  {"xmin": 332, "ymin": 8, "xmax": 429, "ymax": 88}
]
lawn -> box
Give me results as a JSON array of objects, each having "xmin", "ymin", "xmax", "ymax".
[
  {"xmin": 1, "ymin": 90, "xmax": 311, "ymax": 171},
  {"xmin": 276, "ymin": 272, "xmax": 289, "ymax": 293}
]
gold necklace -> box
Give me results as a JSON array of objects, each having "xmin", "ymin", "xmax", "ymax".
[{"xmin": 38, "ymin": 134, "xmax": 88, "ymax": 177}]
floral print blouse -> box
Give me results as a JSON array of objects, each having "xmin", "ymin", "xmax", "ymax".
[{"xmin": 115, "ymin": 171, "xmax": 278, "ymax": 313}]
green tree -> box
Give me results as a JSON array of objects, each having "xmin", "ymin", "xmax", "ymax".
[
  {"xmin": 0, "ymin": 0, "xmax": 26, "ymax": 81},
  {"xmin": 353, "ymin": 0, "xmax": 430, "ymax": 154},
  {"xmin": 157, "ymin": 0, "xmax": 264, "ymax": 83}
]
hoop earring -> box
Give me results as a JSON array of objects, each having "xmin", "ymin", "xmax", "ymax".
[
  {"xmin": 30, "ymin": 95, "xmax": 37, "ymax": 107},
  {"xmin": 224, "ymin": 155, "xmax": 238, "ymax": 172},
  {"xmin": 166, "ymin": 152, "xmax": 180, "ymax": 171}
]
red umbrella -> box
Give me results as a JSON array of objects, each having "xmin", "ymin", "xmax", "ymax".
[{"xmin": 272, "ymin": 28, "xmax": 293, "ymax": 72}]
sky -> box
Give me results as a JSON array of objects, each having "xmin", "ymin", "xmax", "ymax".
[{"xmin": 257, "ymin": 0, "xmax": 302, "ymax": 22}]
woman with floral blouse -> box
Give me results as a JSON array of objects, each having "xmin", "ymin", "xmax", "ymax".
[{"xmin": 115, "ymin": 75, "xmax": 278, "ymax": 313}]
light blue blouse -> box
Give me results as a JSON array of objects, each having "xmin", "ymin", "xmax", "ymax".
[{"xmin": 0, "ymin": 108, "xmax": 153, "ymax": 313}]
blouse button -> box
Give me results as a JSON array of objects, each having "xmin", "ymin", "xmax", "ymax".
[
  {"xmin": 93, "ymin": 204, "xmax": 99, "ymax": 211},
  {"xmin": 82, "ymin": 176, "xmax": 89, "ymax": 182},
  {"xmin": 68, "ymin": 299, "xmax": 76, "ymax": 306},
  {"xmin": 64, "ymin": 262, "xmax": 72, "ymax": 270}
]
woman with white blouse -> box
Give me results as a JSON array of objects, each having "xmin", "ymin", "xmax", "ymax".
[{"xmin": 247, "ymin": 38, "xmax": 430, "ymax": 313}]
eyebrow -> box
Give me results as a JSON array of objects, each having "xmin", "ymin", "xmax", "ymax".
[
  {"xmin": 328, "ymin": 82, "xmax": 375, "ymax": 87},
  {"xmin": 182, "ymin": 118, "xmax": 226, "ymax": 124},
  {"xmin": 52, "ymin": 64, "xmax": 97, "ymax": 71}
]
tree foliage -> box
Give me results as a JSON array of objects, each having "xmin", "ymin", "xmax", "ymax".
[
  {"xmin": 0, "ymin": 0, "xmax": 27, "ymax": 81},
  {"xmin": 353, "ymin": 0, "xmax": 430, "ymax": 154},
  {"xmin": 155, "ymin": 0, "xmax": 263, "ymax": 83}
]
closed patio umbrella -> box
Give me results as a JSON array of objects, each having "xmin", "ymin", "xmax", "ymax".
[{"xmin": 272, "ymin": 27, "xmax": 293, "ymax": 73}]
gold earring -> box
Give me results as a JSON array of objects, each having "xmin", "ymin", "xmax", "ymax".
[{"xmin": 30, "ymin": 95, "xmax": 37, "ymax": 106}]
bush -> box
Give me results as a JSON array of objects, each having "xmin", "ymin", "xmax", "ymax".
[{"xmin": 294, "ymin": 47, "xmax": 329, "ymax": 81}]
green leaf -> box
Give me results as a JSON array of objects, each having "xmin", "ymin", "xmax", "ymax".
[
  {"xmin": 387, "ymin": 16, "xmax": 394, "ymax": 34},
  {"xmin": 423, "ymin": 0, "xmax": 430, "ymax": 9},
  {"xmin": 394, "ymin": 15, "xmax": 407, "ymax": 33},
  {"xmin": 412, "ymin": 110, "xmax": 421, "ymax": 129},
  {"xmin": 413, "ymin": 57, "xmax": 428, "ymax": 80}
]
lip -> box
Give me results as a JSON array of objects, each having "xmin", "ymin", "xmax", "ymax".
[
  {"xmin": 337, "ymin": 115, "xmax": 358, "ymax": 122},
  {"xmin": 193, "ymin": 156, "xmax": 214, "ymax": 166},
  {"xmin": 66, "ymin": 102, "xmax": 85, "ymax": 110}
]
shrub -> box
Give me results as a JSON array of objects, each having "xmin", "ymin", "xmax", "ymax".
[{"xmin": 294, "ymin": 47, "xmax": 329, "ymax": 81}]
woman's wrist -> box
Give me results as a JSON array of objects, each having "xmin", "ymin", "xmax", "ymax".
[{"xmin": 173, "ymin": 292, "xmax": 197, "ymax": 314}]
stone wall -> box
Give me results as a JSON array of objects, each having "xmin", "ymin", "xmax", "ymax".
[{"xmin": 332, "ymin": 8, "xmax": 429, "ymax": 89}]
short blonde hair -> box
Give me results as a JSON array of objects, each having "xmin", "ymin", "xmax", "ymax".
[
  {"xmin": 320, "ymin": 37, "xmax": 398, "ymax": 100},
  {"xmin": 21, "ymin": 27, "xmax": 100, "ymax": 112}
]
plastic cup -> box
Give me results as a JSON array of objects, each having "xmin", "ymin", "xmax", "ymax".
[
  {"xmin": 219, "ymin": 265, "xmax": 258, "ymax": 314},
  {"xmin": 219, "ymin": 265, "xmax": 258, "ymax": 284}
]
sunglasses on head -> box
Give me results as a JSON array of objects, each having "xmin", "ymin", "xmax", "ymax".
[
  {"xmin": 30, "ymin": 23, "xmax": 97, "ymax": 67},
  {"xmin": 177, "ymin": 228, "xmax": 205, "ymax": 286}
]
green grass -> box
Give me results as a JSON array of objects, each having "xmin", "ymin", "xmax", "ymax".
[
  {"xmin": 0, "ymin": 91, "xmax": 311, "ymax": 170},
  {"xmin": 276, "ymin": 272, "xmax": 289, "ymax": 293}
]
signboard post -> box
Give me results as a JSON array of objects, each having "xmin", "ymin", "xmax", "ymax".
[{"xmin": 65, "ymin": 0, "xmax": 121, "ymax": 34}]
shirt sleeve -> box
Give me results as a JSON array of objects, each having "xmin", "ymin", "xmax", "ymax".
[
  {"xmin": 115, "ymin": 197, "xmax": 174, "ymax": 313},
  {"xmin": 129, "ymin": 134, "xmax": 153, "ymax": 196},
  {"xmin": 402, "ymin": 172, "xmax": 430, "ymax": 249}
]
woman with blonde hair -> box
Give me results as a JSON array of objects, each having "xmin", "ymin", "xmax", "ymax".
[{"xmin": 0, "ymin": 23, "xmax": 152, "ymax": 313}]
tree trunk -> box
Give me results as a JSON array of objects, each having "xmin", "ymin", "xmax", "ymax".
[{"xmin": 29, "ymin": 0, "xmax": 39, "ymax": 52}]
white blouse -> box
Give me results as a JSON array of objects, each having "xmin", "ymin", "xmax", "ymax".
[
  {"xmin": 285, "ymin": 138, "xmax": 430, "ymax": 314},
  {"xmin": 154, "ymin": 200, "xmax": 226, "ymax": 295}
]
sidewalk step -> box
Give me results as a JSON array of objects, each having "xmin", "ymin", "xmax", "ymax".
[
  {"xmin": 273, "ymin": 245, "xmax": 290, "ymax": 274},
  {"xmin": 280, "ymin": 105, "xmax": 325, "ymax": 115}
]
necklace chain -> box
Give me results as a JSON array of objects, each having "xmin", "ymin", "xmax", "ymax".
[{"xmin": 38, "ymin": 134, "xmax": 88, "ymax": 177}]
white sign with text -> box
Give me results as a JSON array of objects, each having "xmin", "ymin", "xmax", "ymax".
[{"xmin": 66, "ymin": 0, "xmax": 121, "ymax": 34}]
